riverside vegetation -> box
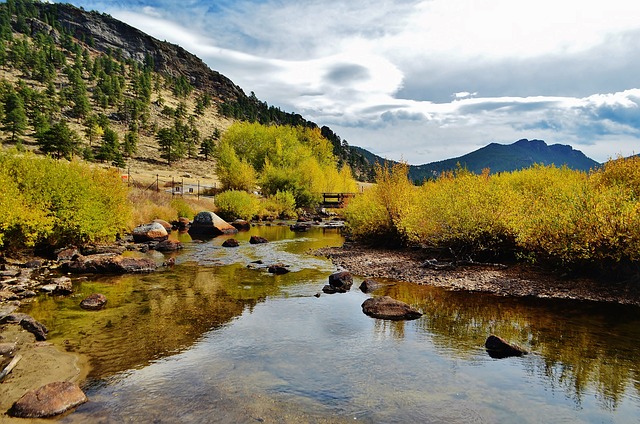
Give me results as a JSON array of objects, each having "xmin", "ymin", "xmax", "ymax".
[{"xmin": 346, "ymin": 157, "xmax": 640, "ymax": 276}]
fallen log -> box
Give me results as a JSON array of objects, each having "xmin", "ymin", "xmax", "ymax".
[{"xmin": 0, "ymin": 354, "xmax": 22, "ymax": 382}]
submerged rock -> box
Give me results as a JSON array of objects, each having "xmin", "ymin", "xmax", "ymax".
[
  {"xmin": 9, "ymin": 381, "xmax": 88, "ymax": 418},
  {"xmin": 80, "ymin": 293, "xmax": 107, "ymax": 310},
  {"xmin": 154, "ymin": 239, "xmax": 183, "ymax": 252},
  {"xmin": 268, "ymin": 263, "xmax": 290, "ymax": 274},
  {"xmin": 359, "ymin": 279, "xmax": 384, "ymax": 293},
  {"xmin": 484, "ymin": 335, "xmax": 528, "ymax": 358},
  {"xmin": 361, "ymin": 296, "xmax": 422, "ymax": 320}
]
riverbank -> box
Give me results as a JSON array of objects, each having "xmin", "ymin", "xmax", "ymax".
[{"xmin": 316, "ymin": 243, "xmax": 640, "ymax": 306}]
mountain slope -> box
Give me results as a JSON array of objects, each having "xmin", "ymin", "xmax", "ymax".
[{"xmin": 408, "ymin": 139, "xmax": 600, "ymax": 181}]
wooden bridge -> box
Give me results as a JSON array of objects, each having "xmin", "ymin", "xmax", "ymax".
[{"xmin": 320, "ymin": 193, "xmax": 357, "ymax": 208}]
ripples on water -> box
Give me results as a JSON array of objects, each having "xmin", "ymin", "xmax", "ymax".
[{"xmin": 21, "ymin": 225, "xmax": 640, "ymax": 423}]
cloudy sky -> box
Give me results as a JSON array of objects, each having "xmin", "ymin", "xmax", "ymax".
[{"xmin": 59, "ymin": 0, "xmax": 640, "ymax": 164}]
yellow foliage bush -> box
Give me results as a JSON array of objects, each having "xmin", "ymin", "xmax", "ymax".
[{"xmin": 347, "ymin": 157, "xmax": 640, "ymax": 269}]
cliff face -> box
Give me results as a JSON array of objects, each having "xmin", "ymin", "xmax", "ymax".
[{"xmin": 38, "ymin": 3, "xmax": 245, "ymax": 102}]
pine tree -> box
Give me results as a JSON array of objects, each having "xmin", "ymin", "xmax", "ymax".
[
  {"xmin": 37, "ymin": 121, "xmax": 80, "ymax": 160},
  {"xmin": 3, "ymin": 91, "xmax": 27, "ymax": 143}
]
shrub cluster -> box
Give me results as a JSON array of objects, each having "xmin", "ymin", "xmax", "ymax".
[
  {"xmin": 346, "ymin": 157, "xmax": 640, "ymax": 271},
  {"xmin": 215, "ymin": 122, "xmax": 357, "ymax": 207},
  {"xmin": 0, "ymin": 152, "xmax": 131, "ymax": 250}
]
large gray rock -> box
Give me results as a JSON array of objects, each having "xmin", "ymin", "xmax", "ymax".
[
  {"xmin": 361, "ymin": 296, "xmax": 422, "ymax": 320},
  {"xmin": 189, "ymin": 211, "xmax": 238, "ymax": 237},
  {"xmin": 9, "ymin": 381, "xmax": 88, "ymax": 418},
  {"xmin": 132, "ymin": 222, "xmax": 169, "ymax": 242}
]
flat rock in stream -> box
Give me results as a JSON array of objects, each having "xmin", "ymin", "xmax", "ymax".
[
  {"xmin": 63, "ymin": 254, "xmax": 156, "ymax": 274},
  {"xmin": 361, "ymin": 296, "xmax": 422, "ymax": 320},
  {"xmin": 9, "ymin": 381, "xmax": 88, "ymax": 418}
]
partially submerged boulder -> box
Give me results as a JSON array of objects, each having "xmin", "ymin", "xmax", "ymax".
[
  {"xmin": 132, "ymin": 222, "xmax": 169, "ymax": 242},
  {"xmin": 485, "ymin": 335, "xmax": 528, "ymax": 358},
  {"xmin": 361, "ymin": 296, "xmax": 422, "ymax": 320},
  {"xmin": 9, "ymin": 381, "xmax": 88, "ymax": 418},
  {"xmin": 249, "ymin": 235, "xmax": 269, "ymax": 244},
  {"xmin": 154, "ymin": 239, "xmax": 183, "ymax": 252},
  {"xmin": 322, "ymin": 271, "xmax": 353, "ymax": 294},
  {"xmin": 231, "ymin": 219, "xmax": 251, "ymax": 231},
  {"xmin": 222, "ymin": 238, "xmax": 240, "ymax": 247},
  {"xmin": 80, "ymin": 293, "xmax": 107, "ymax": 310},
  {"xmin": 268, "ymin": 263, "xmax": 290, "ymax": 274},
  {"xmin": 189, "ymin": 211, "xmax": 238, "ymax": 237},
  {"xmin": 63, "ymin": 254, "xmax": 156, "ymax": 274}
]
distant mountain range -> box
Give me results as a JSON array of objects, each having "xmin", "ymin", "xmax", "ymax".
[{"xmin": 358, "ymin": 139, "xmax": 600, "ymax": 182}]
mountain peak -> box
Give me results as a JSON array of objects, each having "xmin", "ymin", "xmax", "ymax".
[{"xmin": 407, "ymin": 139, "xmax": 599, "ymax": 181}]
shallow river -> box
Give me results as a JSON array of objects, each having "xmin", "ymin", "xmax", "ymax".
[{"xmin": 22, "ymin": 225, "xmax": 640, "ymax": 423}]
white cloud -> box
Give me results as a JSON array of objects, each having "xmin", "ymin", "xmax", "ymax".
[{"xmin": 66, "ymin": 0, "xmax": 640, "ymax": 164}]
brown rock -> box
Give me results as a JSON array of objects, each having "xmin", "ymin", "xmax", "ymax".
[
  {"xmin": 268, "ymin": 263, "xmax": 290, "ymax": 274},
  {"xmin": 249, "ymin": 236, "xmax": 269, "ymax": 244},
  {"xmin": 3, "ymin": 313, "xmax": 49, "ymax": 341},
  {"xmin": 359, "ymin": 279, "xmax": 384, "ymax": 293},
  {"xmin": 485, "ymin": 335, "xmax": 528, "ymax": 358},
  {"xmin": 9, "ymin": 381, "xmax": 88, "ymax": 418},
  {"xmin": 222, "ymin": 238, "xmax": 240, "ymax": 247},
  {"xmin": 63, "ymin": 254, "xmax": 156, "ymax": 274},
  {"xmin": 80, "ymin": 293, "xmax": 107, "ymax": 310},
  {"xmin": 361, "ymin": 296, "xmax": 422, "ymax": 320},
  {"xmin": 231, "ymin": 219, "xmax": 251, "ymax": 231},
  {"xmin": 327, "ymin": 271, "xmax": 353, "ymax": 292},
  {"xmin": 155, "ymin": 239, "xmax": 183, "ymax": 252}
]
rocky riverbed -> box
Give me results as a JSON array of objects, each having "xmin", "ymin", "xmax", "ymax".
[{"xmin": 316, "ymin": 243, "xmax": 640, "ymax": 306}]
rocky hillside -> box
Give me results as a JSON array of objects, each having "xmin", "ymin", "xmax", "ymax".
[{"xmin": 38, "ymin": 2, "xmax": 244, "ymax": 102}]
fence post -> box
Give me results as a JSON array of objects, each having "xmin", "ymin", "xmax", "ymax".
[
  {"xmin": 127, "ymin": 167, "xmax": 131, "ymax": 187},
  {"xmin": 182, "ymin": 178, "xmax": 184, "ymax": 197},
  {"xmin": 156, "ymin": 174, "xmax": 159, "ymax": 192},
  {"xmin": 198, "ymin": 180, "xmax": 200, "ymax": 199},
  {"xmin": 172, "ymin": 176, "xmax": 175, "ymax": 196}
]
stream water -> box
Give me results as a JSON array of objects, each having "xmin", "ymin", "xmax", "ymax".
[{"xmin": 21, "ymin": 225, "xmax": 640, "ymax": 423}]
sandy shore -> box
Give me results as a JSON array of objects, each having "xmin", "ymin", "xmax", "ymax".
[
  {"xmin": 317, "ymin": 243, "xmax": 640, "ymax": 306},
  {"xmin": 0, "ymin": 323, "xmax": 87, "ymax": 421}
]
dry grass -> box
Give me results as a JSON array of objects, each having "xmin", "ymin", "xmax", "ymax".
[{"xmin": 127, "ymin": 186, "xmax": 216, "ymax": 229}]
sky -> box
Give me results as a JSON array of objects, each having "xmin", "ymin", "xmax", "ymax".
[{"xmin": 58, "ymin": 0, "xmax": 640, "ymax": 164}]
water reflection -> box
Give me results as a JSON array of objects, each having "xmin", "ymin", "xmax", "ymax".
[
  {"xmin": 17, "ymin": 225, "xmax": 640, "ymax": 422},
  {"xmin": 378, "ymin": 282, "xmax": 640, "ymax": 411}
]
